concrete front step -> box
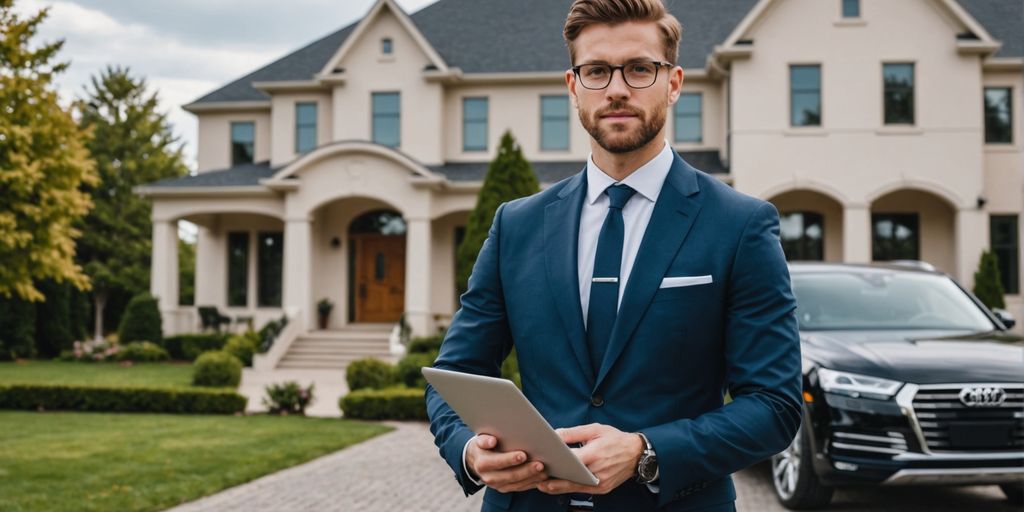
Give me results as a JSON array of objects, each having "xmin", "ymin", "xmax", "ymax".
[
  {"xmin": 273, "ymin": 325, "xmax": 397, "ymax": 371},
  {"xmin": 291, "ymin": 339, "xmax": 390, "ymax": 348}
]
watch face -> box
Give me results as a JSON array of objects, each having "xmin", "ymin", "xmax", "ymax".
[{"xmin": 639, "ymin": 455, "xmax": 658, "ymax": 481}]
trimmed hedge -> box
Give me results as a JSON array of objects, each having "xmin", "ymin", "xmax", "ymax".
[
  {"xmin": 224, "ymin": 335, "xmax": 258, "ymax": 367},
  {"xmin": 346, "ymin": 358, "xmax": 397, "ymax": 391},
  {"xmin": 118, "ymin": 293, "xmax": 163, "ymax": 344},
  {"xmin": 339, "ymin": 387, "xmax": 426, "ymax": 420},
  {"xmin": 0, "ymin": 384, "xmax": 246, "ymax": 414},
  {"xmin": 161, "ymin": 333, "xmax": 230, "ymax": 361},
  {"xmin": 396, "ymin": 351, "xmax": 437, "ymax": 389},
  {"xmin": 114, "ymin": 341, "xmax": 170, "ymax": 362},
  {"xmin": 193, "ymin": 351, "xmax": 242, "ymax": 387},
  {"xmin": 407, "ymin": 334, "xmax": 444, "ymax": 354}
]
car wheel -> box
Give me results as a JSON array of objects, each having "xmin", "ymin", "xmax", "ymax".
[
  {"xmin": 1000, "ymin": 483, "xmax": 1024, "ymax": 506},
  {"xmin": 771, "ymin": 423, "xmax": 834, "ymax": 510}
]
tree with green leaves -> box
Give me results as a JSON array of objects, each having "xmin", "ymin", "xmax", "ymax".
[
  {"xmin": 74, "ymin": 65, "xmax": 188, "ymax": 340},
  {"xmin": 973, "ymin": 250, "xmax": 1006, "ymax": 310},
  {"xmin": 0, "ymin": 0, "xmax": 97, "ymax": 301},
  {"xmin": 456, "ymin": 131, "xmax": 540, "ymax": 296}
]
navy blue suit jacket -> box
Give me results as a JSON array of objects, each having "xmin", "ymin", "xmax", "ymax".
[{"xmin": 426, "ymin": 153, "xmax": 802, "ymax": 511}]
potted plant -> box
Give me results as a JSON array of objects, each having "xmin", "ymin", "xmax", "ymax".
[{"xmin": 317, "ymin": 298, "xmax": 334, "ymax": 329}]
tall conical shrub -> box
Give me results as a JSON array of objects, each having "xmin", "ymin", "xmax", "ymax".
[
  {"xmin": 456, "ymin": 131, "xmax": 540, "ymax": 295},
  {"xmin": 973, "ymin": 250, "xmax": 1005, "ymax": 309}
]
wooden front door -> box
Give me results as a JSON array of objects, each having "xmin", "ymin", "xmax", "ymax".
[{"xmin": 353, "ymin": 235, "xmax": 406, "ymax": 323}]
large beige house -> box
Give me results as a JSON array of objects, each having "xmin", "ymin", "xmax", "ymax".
[{"xmin": 138, "ymin": 0, "xmax": 1024, "ymax": 370}]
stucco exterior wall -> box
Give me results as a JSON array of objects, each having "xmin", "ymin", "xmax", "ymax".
[
  {"xmin": 330, "ymin": 8, "xmax": 445, "ymax": 164},
  {"xmin": 730, "ymin": 0, "xmax": 984, "ymax": 214},
  {"xmin": 196, "ymin": 111, "xmax": 272, "ymax": 173},
  {"xmin": 270, "ymin": 92, "xmax": 334, "ymax": 167}
]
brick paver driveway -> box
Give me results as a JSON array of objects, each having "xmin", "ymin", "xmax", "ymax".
[{"xmin": 166, "ymin": 422, "xmax": 1016, "ymax": 511}]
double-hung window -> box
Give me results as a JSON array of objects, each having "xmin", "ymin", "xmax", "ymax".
[
  {"xmin": 372, "ymin": 92, "xmax": 401, "ymax": 148},
  {"xmin": 790, "ymin": 65, "xmax": 822, "ymax": 127},
  {"xmin": 463, "ymin": 97, "xmax": 488, "ymax": 151}
]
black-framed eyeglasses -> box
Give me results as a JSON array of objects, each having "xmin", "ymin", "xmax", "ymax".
[{"xmin": 571, "ymin": 61, "xmax": 672, "ymax": 90}]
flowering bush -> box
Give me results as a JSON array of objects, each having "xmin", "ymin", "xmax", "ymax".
[
  {"xmin": 59, "ymin": 339, "xmax": 120, "ymax": 362},
  {"xmin": 262, "ymin": 381, "xmax": 315, "ymax": 416}
]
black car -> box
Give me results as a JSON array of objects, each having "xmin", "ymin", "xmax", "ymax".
[{"xmin": 771, "ymin": 262, "xmax": 1024, "ymax": 509}]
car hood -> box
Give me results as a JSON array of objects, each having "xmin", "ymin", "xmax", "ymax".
[{"xmin": 800, "ymin": 330, "xmax": 1024, "ymax": 384}]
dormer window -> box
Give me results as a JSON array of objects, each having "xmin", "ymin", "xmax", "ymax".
[
  {"xmin": 382, "ymin": 38, "xmax": 393, "ymax": 55},
  {"xmin": 842, "ymin": 0, "xmax": 860, "ymax": 18}
]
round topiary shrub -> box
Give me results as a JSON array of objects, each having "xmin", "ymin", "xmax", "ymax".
[
  {"xmin": 346, "ymin": 358, "xmax": 397, "ymax": 391},
  {"xmin": 396, "ymin": 351, "xmax": 438, "ymax": 389},
  {"xmin": 118, "ymin": 293, "xmax": 163, "ymax": 344},
  {"xmin": 224, "ymin": 335, "xmax": 258, "ymax": 367},
  {"xmin": 114, "ymin": 341, "xmax": 170, "ymax": 362},
  {"xmin": 192, "ymin": 351, "xmax": 242, "ymax": 387}
]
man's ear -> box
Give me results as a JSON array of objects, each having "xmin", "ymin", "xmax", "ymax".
[
  {"xmin": 566, "ymin": 69, "xmax": 579, "ymax": 109},
  {"xmin": 667, "ymin": 66, "xmax": 684, "ymax": 105}
]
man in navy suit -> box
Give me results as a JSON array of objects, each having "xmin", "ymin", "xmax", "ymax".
[{"xmin": 426, "ymin": 1, "xmax": 802, "ymax": 510}]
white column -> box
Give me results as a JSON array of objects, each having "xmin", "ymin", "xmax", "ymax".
[
  {"xmin": 194, "ymin": 225, "xmax": 217, "ymax": 307},
  {"xmin": 283, "ymin": 217, "xmax": 313, "ymax": 330},
  {"xmin": 955, "ymin": 208, "xmax": 988, "ymax": 290},
  {"xmin": 150, "ymin": 218, "xmax": 180, "ymax": 316},
  {"xmin": 404, "ymin": 217, "xmax": 433, "ymax": 336},
  {"xmin": 842, "ymin": 205, "xmax": 872, "ymax": 264}
]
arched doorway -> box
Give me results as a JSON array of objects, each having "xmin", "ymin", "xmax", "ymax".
[
  {"xmin": 869, "ymin": 189, "xmax": 956, "ymax": 273},
  {"xmin": 348, "ymin": 209, "xmax": 406, "ymax": 323},
  {"xmin": 767, "ymin": 189, "xmax": 844, "ymax": 262}
]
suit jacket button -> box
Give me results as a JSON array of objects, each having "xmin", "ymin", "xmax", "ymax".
[
  {"xmin": 590, "ymin": 395, "xmax": 604, "ymax": 407},
  {"xmin": 556, "ymin": 496, "xmax": 568, "ymax": 505}
]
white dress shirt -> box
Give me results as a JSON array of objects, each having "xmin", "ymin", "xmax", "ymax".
[
  {"xmin": 578, "ymin": 140, "xmax": 674, "ymax": 326},
  {"xmin": 461, "ymin": 141, "xmax": 674, "ymax": 490}
]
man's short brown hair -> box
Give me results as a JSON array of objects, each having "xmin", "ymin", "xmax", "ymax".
[{"xmin": 563, "ymin": 0, "xmax": 683, "ymax": 65}]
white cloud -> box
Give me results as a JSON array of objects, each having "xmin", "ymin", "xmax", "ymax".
[{"xmin": 14, "ymin": 0, "xmax": 439, "ymax": 170}]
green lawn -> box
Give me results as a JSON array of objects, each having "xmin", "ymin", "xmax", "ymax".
[
  {"xmin": 0, "ymin": 360, "xmax": 201, "ymax": 389},
  {"xmin": 0, "ymin": 411, "xmax": 392, "ymax": 512}
]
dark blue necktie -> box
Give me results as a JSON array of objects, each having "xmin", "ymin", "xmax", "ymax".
[{"xmin": 586, "ymin": 184, "xmax": 636, "ymax": 374}]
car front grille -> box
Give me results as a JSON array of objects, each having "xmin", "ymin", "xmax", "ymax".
[{"xmin": 912, "ymin": 384, "xmax": 1024, "ymax": 452}]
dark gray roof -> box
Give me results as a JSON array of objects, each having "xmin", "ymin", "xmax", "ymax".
[
  {"xmin": 191, "ymin": 0, "xmax": 1021, "ymax": 107},
  {"xmin": 145, "ymin": 161, "xmax": 280, "ymax": 187},
  {"xmin": 190, "ymin": 0, "xmax": 758, "ymax": 105},
  {"xmin": 958, "ymin": 0, "xmax": 1024, "ymax": 58},
  {"xmin": 145, "ymin": 150, "xmax": 726, "ymax": 189},
  {"xmin": 430, "ymin": 150, "xmax": 728, "ymax": 183}
]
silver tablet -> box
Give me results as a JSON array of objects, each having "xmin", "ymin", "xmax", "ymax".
[{"xmin": 422, "ymin": 366, "xmax": 600, "ymax": 486}]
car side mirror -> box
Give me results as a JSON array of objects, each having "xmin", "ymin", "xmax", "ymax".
[{"xmin": 992, "ymin": 308, "xmax": 1016, "ymax": 330}]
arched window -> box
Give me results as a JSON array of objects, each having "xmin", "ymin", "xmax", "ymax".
[
  {"xmin": 779, "ymin": 211, "xmax": 824, "ymax": 261},
  {"xmin": 348, "ymin": 210, "xmax": 406, "ymax": 236}
]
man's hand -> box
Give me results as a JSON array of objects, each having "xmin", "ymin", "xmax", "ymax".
[
  {"xmin": 537, "ymin": 423, "xmax": 644, "ymax": 495},
  {"xmin": 466, "ymin": 434, "xmax": 548, "ymax": 493}
]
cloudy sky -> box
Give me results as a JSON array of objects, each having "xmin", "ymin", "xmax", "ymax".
[{"xmin": 15, "ymin": 0, "xmax": 440, "ymax": 171}]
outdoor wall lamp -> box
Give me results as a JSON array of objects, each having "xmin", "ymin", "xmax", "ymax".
[
  {"xmin": 976, "ymin": 195, "xmax": 987, "ymax": 210},
  {"xmin": 330, "ymin": 236, "xmax": 341, "ymax": 249}
]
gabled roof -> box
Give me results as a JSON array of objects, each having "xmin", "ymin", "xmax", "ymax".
[
  {"xmin": 318, "ymin": 0, "xmax": 449, "ymax": 77},
  {"xmin": 189, "ymin": 0, "xmax": 758, "ymax": 105},
  {"xmin": 190, "ymin": 0, "xmax": 1021, "ymax": 106},
  {"xmin": 958, "ymin": 0, "xmax": 1024, "ymax": 58}
]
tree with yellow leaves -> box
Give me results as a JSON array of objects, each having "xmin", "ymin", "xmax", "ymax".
[{"xmin": 0, "ymin": 0, "xmax": 97, "ymax": 301}]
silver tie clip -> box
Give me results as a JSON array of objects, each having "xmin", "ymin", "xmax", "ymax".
[{"xmin": 592, "ymin": 277, "xmax": 618, "ymax": 283}]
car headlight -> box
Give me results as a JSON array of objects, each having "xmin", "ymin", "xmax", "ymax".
[{"xmin": 818, "ymin": 368, "xmax": 903, "ymax": 400}]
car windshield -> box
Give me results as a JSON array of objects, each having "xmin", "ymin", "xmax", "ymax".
[{"xmin": 791, "ymin": 271, "xmax": 996, "ymax": 331}]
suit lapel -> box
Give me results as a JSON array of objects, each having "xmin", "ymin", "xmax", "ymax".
[
  {"xmin": 594, "ymin": 154, "xmax": 703, "ymax": 390},
  {"xmin": 544, "ymin": 170, "xmax": 594, "ymax": 385}
]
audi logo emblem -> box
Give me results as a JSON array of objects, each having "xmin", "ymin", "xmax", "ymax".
[{"xmin": 959, "ymin": 386, "xmax": 1006, "ymax": 407}]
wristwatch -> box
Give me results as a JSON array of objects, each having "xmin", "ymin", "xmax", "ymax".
[{"xmin": 635, "ymin": 432, "xmax": 659, "ymax": 484}]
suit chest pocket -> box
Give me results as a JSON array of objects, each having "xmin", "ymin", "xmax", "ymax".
[{"xmin": 651, "ymin": 280, "xmax": 713, "ymax": 303}]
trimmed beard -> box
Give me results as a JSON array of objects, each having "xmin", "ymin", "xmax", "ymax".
[{"xmin": 580, "ymin": 99, "xmax": 667, "ymax": 154}]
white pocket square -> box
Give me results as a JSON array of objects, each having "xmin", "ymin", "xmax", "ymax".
[{"xmin": 659, "ymin": 275, "xmax": 713, "ymax": 289}]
